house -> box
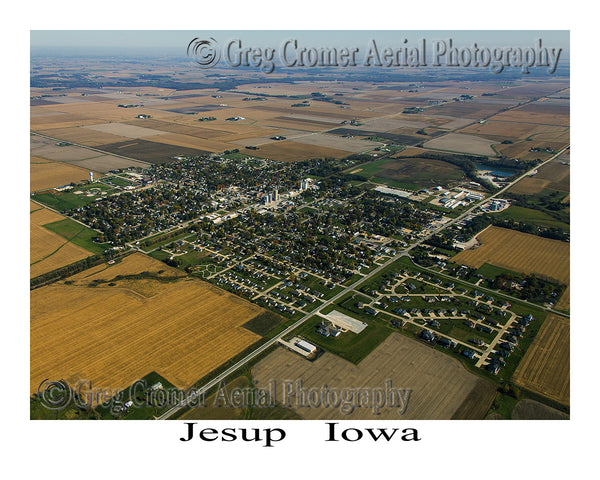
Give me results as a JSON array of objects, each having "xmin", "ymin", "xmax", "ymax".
[
  {"xmin": 462, "ymin": 349, "xmax": 477, "ymax": 359},
  {"xmin": 438, "ymin": 337, "xmax": 456, "ymax": 349},
  {"xmin": 486, "ymin": 362, "xmax": 500, "ymax": 375},
  {"xmin": 316, "ymin": 321, "xmax": 341, "ymax": 337},
  {"xmin": 420, "ymin": 329, "xmax": 436, "ymax": 343},
  {"xmin": 477, "ymin": 325, "xmax": 493, "ymax": 334}
]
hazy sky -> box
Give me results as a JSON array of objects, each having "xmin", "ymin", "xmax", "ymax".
[{"xmin": 31, "ymin": 30, "xmax": 569, "ymax": 55}]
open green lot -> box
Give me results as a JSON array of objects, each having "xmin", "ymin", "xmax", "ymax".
[
  {"xmin": 296, "ymin": 311, "xmax": 392, "ymax": 364},
  {"xmin": 43, "ymin": 218, "xmax": 108, "ymax": 254},
  {"xmin": 495, "ymin": 206, "xmax": 570, "ymax": 230}
]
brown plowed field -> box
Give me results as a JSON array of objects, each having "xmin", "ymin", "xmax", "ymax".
[{"xmin": 252, "ymin": 333, "xmax": 495, "ymax": 420}]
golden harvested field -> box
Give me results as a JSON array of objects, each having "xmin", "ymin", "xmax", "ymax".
[
  {"xmin": 31, "ymin": 253, "xmax": 263, "ymax": 395},
  {"xmin": 555, "ymin": 285, "xmax": 570, "ymax": 311},
  {"xmin": 31, "ymin": 114, "xmax": 102, "ymax": 131},
  {"xmin": 253, "ymin": 140, "xmax": 353, "ymax": 162},
  {"xmin": 34, "ymin": 101, "xmax": 181, "ymax": 123},
  {"xmin": 252, "ymin": 333, "xmax": 496, "ymax": 420},
  {"xmin": 30, "ymin": 161, "xmax": 103, "ymax": 192},
  {"xmin": 30, "ymin": 206, "xmax": 91, "ymax": 278},
  {"xmin": 512, "ymin": 314, "xmax": 570, "ymax": 405},
  {"xmin": 453, "ymin": 226, "xmax": 569, "ymax": 285}
]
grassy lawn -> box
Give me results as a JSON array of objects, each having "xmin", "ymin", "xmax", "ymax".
[
  {"xmin": 295, "ymin": 313, "xmax": 392, "ymax": 364},
  {"xmin": 102, "ymin": 176, "xmax": 133, "ymax": 187},
  {"xmin": 43, "ymin": 218, "xmax": 108, "ymax": 254},
  {"xmin": 242, "ymin": 311, "xmax": 287, "ymax": 337},
  {"xmin": 476, "ymin": 263, "xmax": 522, "ymax": 280},
  {"xmin": 496, "ymin": 206, "xmax": 570, "ymax": 230}
]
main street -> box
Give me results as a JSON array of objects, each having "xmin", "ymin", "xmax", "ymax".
[{"xmin": 157, "ymin": 144, "xmax": 569, "ymax": 419}]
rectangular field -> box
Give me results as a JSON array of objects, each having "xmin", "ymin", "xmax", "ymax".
[
  {"xmin": 30, "ymin": 253, "xmax": 264, "ymax": 394},
  {"xmin": 94, "ymin": 139, "xmax": 211, "ymax": 163},
  {"xmin": 512, "ymin": 314, "xmax": 570, "ymax": 405},
  {"xmin": 490, "ymin": 103, "xmax": 570, "ymax": 126},
  {"xmin": 422, "ymin": 132, "xmax": 497, "ymax": 156},
  {"xmin": 31, "ymin": 161, "xmax": 103, "ymax": 192},
  {"xmin": 252, "ymin": 333, "xmax": 496, "ymax": 420},
  {"xmin": 289, "ymin": 133, "xmax": 381, "ymax": 152},
  {"xmin": 84, "ymin": 122, "xmax": 169, "ymax": 138},
  {"xmin": 452, "ymin": 226, "xmax": 569, "ymax": 285},
  {"xmin": 458, "ymin": 121, "xmax": 568, "ymax": 141},
  {"xmin": 249, "ymin": 140, "xmax": 352, "ymax": 162}
]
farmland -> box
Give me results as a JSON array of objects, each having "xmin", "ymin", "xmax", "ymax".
[
  {"xmin": 452, "ymin": 226, "xmax": 569, "ymax": 286},
  {"xmin": 30, "ymin": 253, "xmax": 264, "ymax": 395},
  {"xmin": 512, "ymin": 314, "xmax": 570, "ymax": 406},
  {"xmin": 30, "ymin": 204, "xmax": 92, "ymax": 278},
  {"xmin": 354, "ymin": 155, "xmax": 465, "ymax": 189},
  {"xmin": 29, "ymin": 58, "xmax": 570, "ymax": 423},
  {"xmin": 30, "ymin": 160, "xmax": 103, "ymax": 192},
  {"xmin": 490, "ymin": 102, "xmax": 570, "ymax": 126},
  {"xmin": 458, "ymin": 120, "xmax": 568, "ymax": 142},
  {"xmin": 422, "ymin": 132, "xmax": 497, "ymax": 156},
  {"xmin": 94, "ymin": 138, "xmax": 211, "ymax": 164},
  {"xmin": 247, "ymin": 140, "xmax": 353, "ymax": 162},
  {"xmin": 251, "ymin": 333, "xmax": 496, "ymax": 420}
]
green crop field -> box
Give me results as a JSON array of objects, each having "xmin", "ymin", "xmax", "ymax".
[
  {"xmin": 31, "ymin": 192, "xmax": 92, "ymax": 212},
  {"xmin": 43, "ymin": 218, "xmax": 107, "ymax": 254}
]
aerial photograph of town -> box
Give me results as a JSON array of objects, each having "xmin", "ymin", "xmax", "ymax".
[{"xmin": 29, "ymin": 29, "xmax": 571, "ymax": 425}]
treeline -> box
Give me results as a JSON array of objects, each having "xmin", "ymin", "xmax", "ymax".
[
  {"xmin": 480, "ymin": 157, "xmax": 540, "ymax": 172},
  {"xmin": 492, "ymin": 218, "xmax": 569, "ymax": 242},
  {"xmin": 30, "ymin": 251, "xmax": 125, "ymax": 289}
]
